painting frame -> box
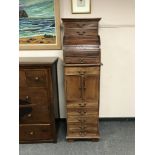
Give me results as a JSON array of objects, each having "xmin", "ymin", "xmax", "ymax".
[
  {"xmin": 19, "ymin": 0, "xmax": 61, "ymax": 50},
  {"xmin": 71, "ymin": 0, "xmax": 91, "ymax": 14}
]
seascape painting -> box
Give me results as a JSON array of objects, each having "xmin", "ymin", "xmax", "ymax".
[{"xmin": 19, "ymin": 0, "xmax": 60, "ymax": 49}]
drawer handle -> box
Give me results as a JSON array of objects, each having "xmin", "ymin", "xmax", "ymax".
[
  {"xmin": 35, "ymin": 77, "xmax": 39, "ymax": 80},
  {"xmin": 29, "ymin": 131, "xmax": 34, "ymax": 135},
  {"xmin": 80, "ymin": 58, "xmax": 84, "ymax": 63},
  {"xmin": 77, "ymin": 110, "xmax": 87, "ymax": 115},
  {"xmin": 25, "ymin": 96, "xmax": 29, "ymax": 100},
  {"xmin": 78, "ymin": 119, "xmax": 86, "ymax": 123},
  {"xmin": 27, "ymin": 113, "xmax": 32, "ymax": 117},
  {"xmin": 80, "ymin": 126, "xmax": 87, "ymax": 130},
  {"xmin": 79, "ymin": 132, "xmax": 87, "ymax": 136},
  {"xmin": 76, "ymin": 31, "xmax": 86, "ymax": 35},
  {"xmin": 79, "ymin": 103, "xmax": 86, "ymax": 107}
]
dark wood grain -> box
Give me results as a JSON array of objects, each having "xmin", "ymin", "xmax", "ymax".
[{"xmin": 19, "ymin": 58, "xmax": 59, "ymax": 143}]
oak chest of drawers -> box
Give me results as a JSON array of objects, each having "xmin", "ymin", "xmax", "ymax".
[
  {"xmin": 19, "ymin": 57, "xmax": 59, "ymax": 143},
  {"xmin": 62, "ymin": 18, "xmax": 101, "ymax": 141}
]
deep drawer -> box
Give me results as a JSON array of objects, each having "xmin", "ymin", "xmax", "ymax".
[
  {"xmin": 19, "ymin": 124, "xmax": 54, "ymax": 141},
  {"xmin": 20, "ymin": 69, "xmax": 48, "ymax": 87}
]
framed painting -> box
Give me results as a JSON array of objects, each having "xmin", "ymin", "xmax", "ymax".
[
  {"xmin": 19, "ymin": 0, "xmax": 61, "ymax": 50},
  {"xmin": 71, "ymin": 0, "xmax": 91, "ymax": 14}
]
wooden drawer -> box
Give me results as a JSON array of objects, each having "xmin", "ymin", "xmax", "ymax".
[
  {"xmin": 63, "ymin": 48, "xmax": 100, "ymax": 57},
  {"xmin": 63, "ymin": 36, "xmax": 100, "ymax": 45},
  {"xmin": 63, "ymin": 21, "xmax": 98, "ymax": 29},
  {"xmin": 67, "ymin": 116, "xmax": 98, "ymax": 124},
  {"xmin": 67, "ymin": 123, "xmax": 98, "ymax": 137},
  {"xmin": 20, "ymin": 69, "xmax": 48, "ymax": 87},
  {"xmin": 19, "ymin": 124, "xmax": 54, "ymax": 141},
  {"xmin": 19, "ymin": 88, "xmax": 49, "ymax": 105},
  {"xmin": 67, "ymin": 108, "xmax": 98, "ymax": 117},
  {"xmin": 64, "ymin": 28, "xmax": 98, "ymax": 37},
  {"xmin": 64, "ymin": 56, "xmax": 100, "ymax": 64},
  {"xmin": 19, "ymin": 105, "xmax": 51, "ymax": 124},
  {"xmin": 67, "ymin": 101, "xmax": 98, "ymax": 108},
  {"xmin": 65, "ymin": 66, "xmax": 100, "ymax": 75}
]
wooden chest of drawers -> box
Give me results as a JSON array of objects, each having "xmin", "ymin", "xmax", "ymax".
[
  {"xmin": 19, "ymin": 58, "xmax": 59, "ymax": 143},
  {"xmin": 62, "ymin": 18, "xmax": 101, "ymax": 141}
]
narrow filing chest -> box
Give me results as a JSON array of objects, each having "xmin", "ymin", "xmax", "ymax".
[{"xmin": 62, "ymin": 18, "xmax": 102, "ymax": 141}]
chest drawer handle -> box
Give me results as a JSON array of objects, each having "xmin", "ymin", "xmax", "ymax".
[
  {"xmin": 79, "ymin": 103, "xmax": 86, "ymax": 107},
  {"xmin": 29, "ymin": 131, "xmax": 34, "ymax": 135},
  {"xmin": 79, "ymin": 132, "xmax": 87, "ymax": 136},
  {"xmin": 27, "ymin": 113, "xmax": 32, "ymax": 117},
  {"xmin": 35, "ymin": 77, "xmax": 39, "ymax": 80},
  {"xmin": 25, "ymin": 96, "xmax": 29, "ymax": 100}
]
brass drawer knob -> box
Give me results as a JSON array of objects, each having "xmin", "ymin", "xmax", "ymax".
[
  {"xmin": 25, "ymin": 96, "xmax": 29, "ymax": 100},
  {"xmin": 29, "ymin": 131, "xmax": 34, "ymax": 135},
  {"xmin": 35, "ymin": 77, "xmax": 39, "ymax": 80},
  {"xmin": 27, "ymin": 113, "xmax": 32, "ymax": 117},
  {"xmin": 79, "ymin": 132, "xmax": 87, "ymax": 136}
]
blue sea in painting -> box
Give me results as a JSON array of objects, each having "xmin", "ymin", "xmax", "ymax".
[
  {"xmin": 19, "ymin": 0, "xmax": 55, "ymax": 38},
  {"xmin": 19, "ymin": 17, "xmax": 55, "ymax": 38}
]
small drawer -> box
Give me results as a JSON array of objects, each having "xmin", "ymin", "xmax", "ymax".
[
  {"xmin": 67, "ymin": 116, "xmax": 98, "ymax": 124},
  {"xmin": 24, "ymin": 69, "xmax": 48, "ymax": 87},
  {"xmin": 67, "ymin": 123, "xmax": 98, "ymax": 138},
  {"xmin": 19, "ymin": 105, "xmax": 51, "ymax": 124},
  {"xmin": 65, "ymin": 66, "xmax": 100, "ymax": 75},
  {"xmin": 67, "ymin": 108, "xmax": 98, "ymax": 117},
  {"xmin": 64, "ymin": 56, "xmax": 100, "ymax": 64},
  {"xmin": 63, "ymin": 22, "xmax": 98, "ymax": 29},
  {"xmin": 19, "ymin": 88, "xmax": 49, "ymax": 105},
  {"xmin": 19, "ymin": 124, "xmax": 54, "ymax": 141},
  {"xmin": 64, "ymin": 28, "xmax": 98, "ymax": 37},
  {"xmin": 63, "ymin": 48, "xmax": 100, "ymax": 57},
  {"xmin": 67, "ymin": 101, "xmax": 98, "ymax": 108},
  {"xmin": 63, "ymin": 36, "xmax": 100, "ymax": 45}
]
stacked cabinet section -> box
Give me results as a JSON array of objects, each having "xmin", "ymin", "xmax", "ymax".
[{"xmin": 62, "ymin": 18, "xmax": 101, "ymax": 141}]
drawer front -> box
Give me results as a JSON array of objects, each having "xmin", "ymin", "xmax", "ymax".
[
  {"xmin": 63, "ymin": 48, "xmax": 100, "ymax": 57},
  {"xmin": 67, "ymin": 116, "xmax": 98, "ymax": 124},
  {"xmin": 63, "ymin": 22, "xmax": 98, "ymax": 29},
  {"xmin": 19, "ymin": 88, "xmax": 49, "ymax": 105},
  {"xmin": 64, "ymin": 56, "xmax": 100, "ymax": 64},
  {"xmin": 24, "ymin": 69, "xmax": 48, "ymax": 87},
  {"xmin": 67, "ymin": 108, "xmax": 98, "ymax": 117},
  {"xmin": 67, "ymin": 123, "xmax": 98, "ymax": 137},
  {"xmin": 67, "ymin": 101, "xmax": 98, "ymax": 108},
  {"xmin": 19, "ymin": 124, "xmax": 54, "ymax": 141},
  {"xmin": 19, "ymin": 105, "xmax": 51, "ymax": 124},
  {"xmin": 63, "ymin": 36, "xmax": 100, "ymax": 45},
  {"xmin": 64, "ymin": 28, "xmax": 98, "ymax": 37},
  {"xmin": 65, "ymin": 67, "xmax": 100, "ymax": 75}
]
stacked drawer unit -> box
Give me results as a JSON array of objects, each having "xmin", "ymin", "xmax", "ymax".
[
  {"xmin": 19, "ymin": 58, "xmax": 59, "ymax": 143},
  {"xmin": 62, "ymin": 18, "xmax": 101, "ymax": 141}
]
